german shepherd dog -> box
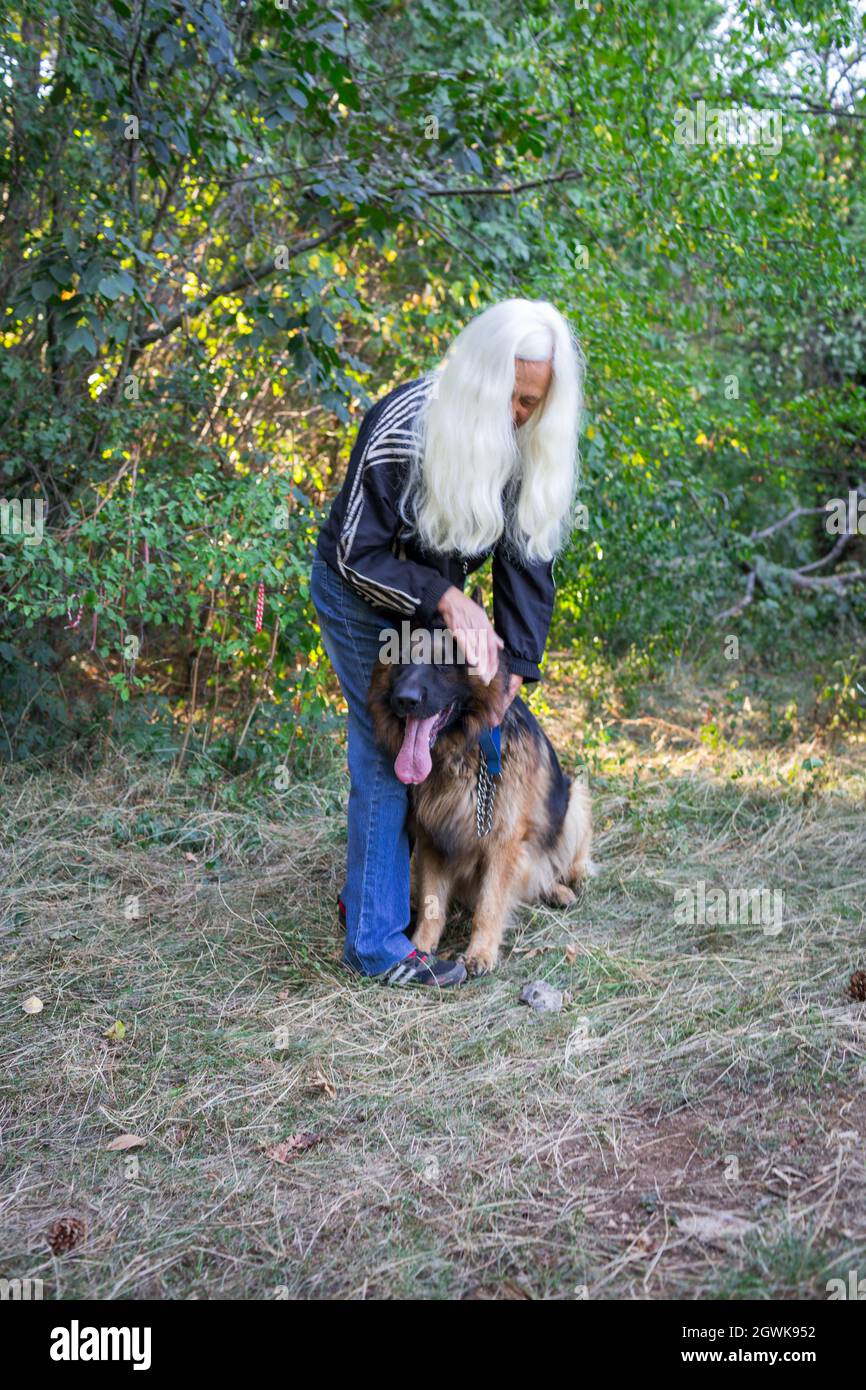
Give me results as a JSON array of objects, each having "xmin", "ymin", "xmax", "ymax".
[{"xmin": 368, "ymin": 607, "xmax": 593, "ymax": 976}]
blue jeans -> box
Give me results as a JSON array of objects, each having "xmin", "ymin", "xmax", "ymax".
[{"xmin": 310, "ymin": 554, "xmax": 414, "ymax": 975}]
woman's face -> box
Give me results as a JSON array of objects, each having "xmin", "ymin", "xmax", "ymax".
[{"xmin": 512, "ymin": 357, "xmax": 553, "ymax": 429}]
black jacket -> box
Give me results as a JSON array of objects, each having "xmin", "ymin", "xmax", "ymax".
[{"xmin": 315, "ymin": 375, "xmax": 556, "ymax": 681}]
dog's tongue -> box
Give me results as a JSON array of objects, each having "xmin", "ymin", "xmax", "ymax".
[{"xmin": 394, "ymin": 714, "xmax": 439, "ymax": 784}]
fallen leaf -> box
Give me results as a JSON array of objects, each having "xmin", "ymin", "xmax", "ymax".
[
  {"xmin": 22, "ymin": 996, "xmax": 44, "ymax": 1014},
  {"xmin": 826, "ymin": 1129, "xmax": 859, "ymax": 1148},
  {"xmin": 677, "ymin": 1212, "xmax": 755, "ymax": 1245},
  {"xmin": 104, "ymin": 1019, "xmax": 126, "ymax": 1042},
  {"xmin": 310, "ymin": 1070, "xmax": 337, "ymax": 1098},
  {"xmin": 267, "ymin": 1132, "xmax": 323, "ymax": 1164},
  {"xmin": 107, "ymin": 1133, "xmax": 147, "ymax": 1151}
]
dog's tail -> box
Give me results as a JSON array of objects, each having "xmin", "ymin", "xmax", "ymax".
[{"xmin": 563, "ymin": 777, "xmax": 596, "ymax": 884}]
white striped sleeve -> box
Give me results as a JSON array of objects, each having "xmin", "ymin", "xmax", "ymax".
[{"xmin": 335, "ymin": 379, "xmax": 448, "ymax": 617}]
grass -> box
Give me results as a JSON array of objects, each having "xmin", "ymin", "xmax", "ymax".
[{"xmin": 1, "ymin": 658, "xmax": 865, "ymax": 1300}]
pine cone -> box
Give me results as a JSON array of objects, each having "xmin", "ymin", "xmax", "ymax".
[
  {"xmin": 46, "ymin": 1216, "xmax": 86, "ymax": 1255},
  {"xmin": 847, "ymin": 970, "xmax": 866, "ymax": 1002}
]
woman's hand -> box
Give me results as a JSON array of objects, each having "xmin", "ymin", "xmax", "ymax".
[{"xmin": 436, "ymin": 585, "xmax": 503, "ymax": 685}]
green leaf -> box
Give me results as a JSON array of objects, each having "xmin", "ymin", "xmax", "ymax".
[
  {"xmin": 64, "ymin": 325, "xmax": 98, "ymax": 356},
  {"xmin": 98, "ymin": 271, "xmax": 135, "ymax": 300},
  {"xmin": 30, "ymin": 279, "xmax": 56, "ymax": 302}
]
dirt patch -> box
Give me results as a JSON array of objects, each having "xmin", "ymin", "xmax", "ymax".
[{"xmin": 547, "ymin": 1088, "xmax": 866, "ymax": 1284}]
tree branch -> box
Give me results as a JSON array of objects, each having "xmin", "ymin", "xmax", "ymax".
[
  {"xmin": 715, "ymin": 492, "xmax": 866, "ymax": 621},
  {"xmin": 417, "ymin": 166, "xmax": 589, "ymax": 197},
  {"xmin": 131, "ymin": 214, "xmax": 355, "ymax": 360}
]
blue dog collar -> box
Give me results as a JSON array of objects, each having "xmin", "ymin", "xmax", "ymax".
[{"xmin": 479, "ymin": 726, "xmax": 502, "ymax": 777}]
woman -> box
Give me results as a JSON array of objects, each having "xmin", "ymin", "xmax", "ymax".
[{"xmin": 311, "ymin": 297, "xmax": 583, "ymax": 987}]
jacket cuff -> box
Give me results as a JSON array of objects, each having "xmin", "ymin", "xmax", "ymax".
[
  {"xmin": 416, "ymin": 572, "xmax": 454, "ymax": 623},
  {"xmin": 504, "ymin": 654, "xmax": 542, "ymax": 683}
]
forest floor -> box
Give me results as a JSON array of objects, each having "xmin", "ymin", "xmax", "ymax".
[{"xmin": 2, "ymin": 658, "xmax": 865, "ymax": 1300}]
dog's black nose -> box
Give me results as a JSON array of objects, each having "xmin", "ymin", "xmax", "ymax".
[{"xmin": 392, "ymin": 677, "xmax": 426, "ymax": 717}]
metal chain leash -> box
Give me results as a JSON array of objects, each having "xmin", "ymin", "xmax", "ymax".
[{"xmin": 475, "ymin": 748, "xmax": 500, "ymax": 837}]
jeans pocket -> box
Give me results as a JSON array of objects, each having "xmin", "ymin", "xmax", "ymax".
[{"xmin": 310, "ymin": 555, "xmax": 335, "ymax": 615}]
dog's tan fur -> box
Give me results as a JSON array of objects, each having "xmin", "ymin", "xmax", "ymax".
[{"xmin": 369, "ymin": 664, "xmax": 593, "ymax": 974}]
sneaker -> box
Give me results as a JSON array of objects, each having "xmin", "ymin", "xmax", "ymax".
[{"xmin": 382, "ymin": 949, "xmax": 467, "ymax": 988}]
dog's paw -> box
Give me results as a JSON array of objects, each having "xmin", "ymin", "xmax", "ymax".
[
  {"xmin": 462, "ymin": 945, "xmax": 498, "ymax": 977},
  {"xmin": 544, "ymin": 882, "xmax": 577, "ymax": 908},
  {"xmin": 412, "ymin": 924, "xmax": 443, "ymax": 954}
]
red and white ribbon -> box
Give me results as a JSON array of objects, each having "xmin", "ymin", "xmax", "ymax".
[{"xmin": 65, "ymin": 595, "xmax": 83, "ymax": 629}]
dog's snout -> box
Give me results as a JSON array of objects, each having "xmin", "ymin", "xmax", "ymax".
[{"xmin": 392, "ymin": 677, "xmax": 426, "ymax": 717}]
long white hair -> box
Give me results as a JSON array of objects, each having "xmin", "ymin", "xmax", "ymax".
[{"xmin": 400, "ymin": 298, "xmax": 584, "ymax": 564}]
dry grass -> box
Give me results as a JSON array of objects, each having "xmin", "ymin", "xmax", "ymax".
[{"xmin": 1, "ymin": 660, "xmax": 865, "ymax": 1300}]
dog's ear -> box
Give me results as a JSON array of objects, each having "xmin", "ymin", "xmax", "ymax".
[{"xmin": 470, "ymin": 584, "xmax": 484, "ymax": 607}]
